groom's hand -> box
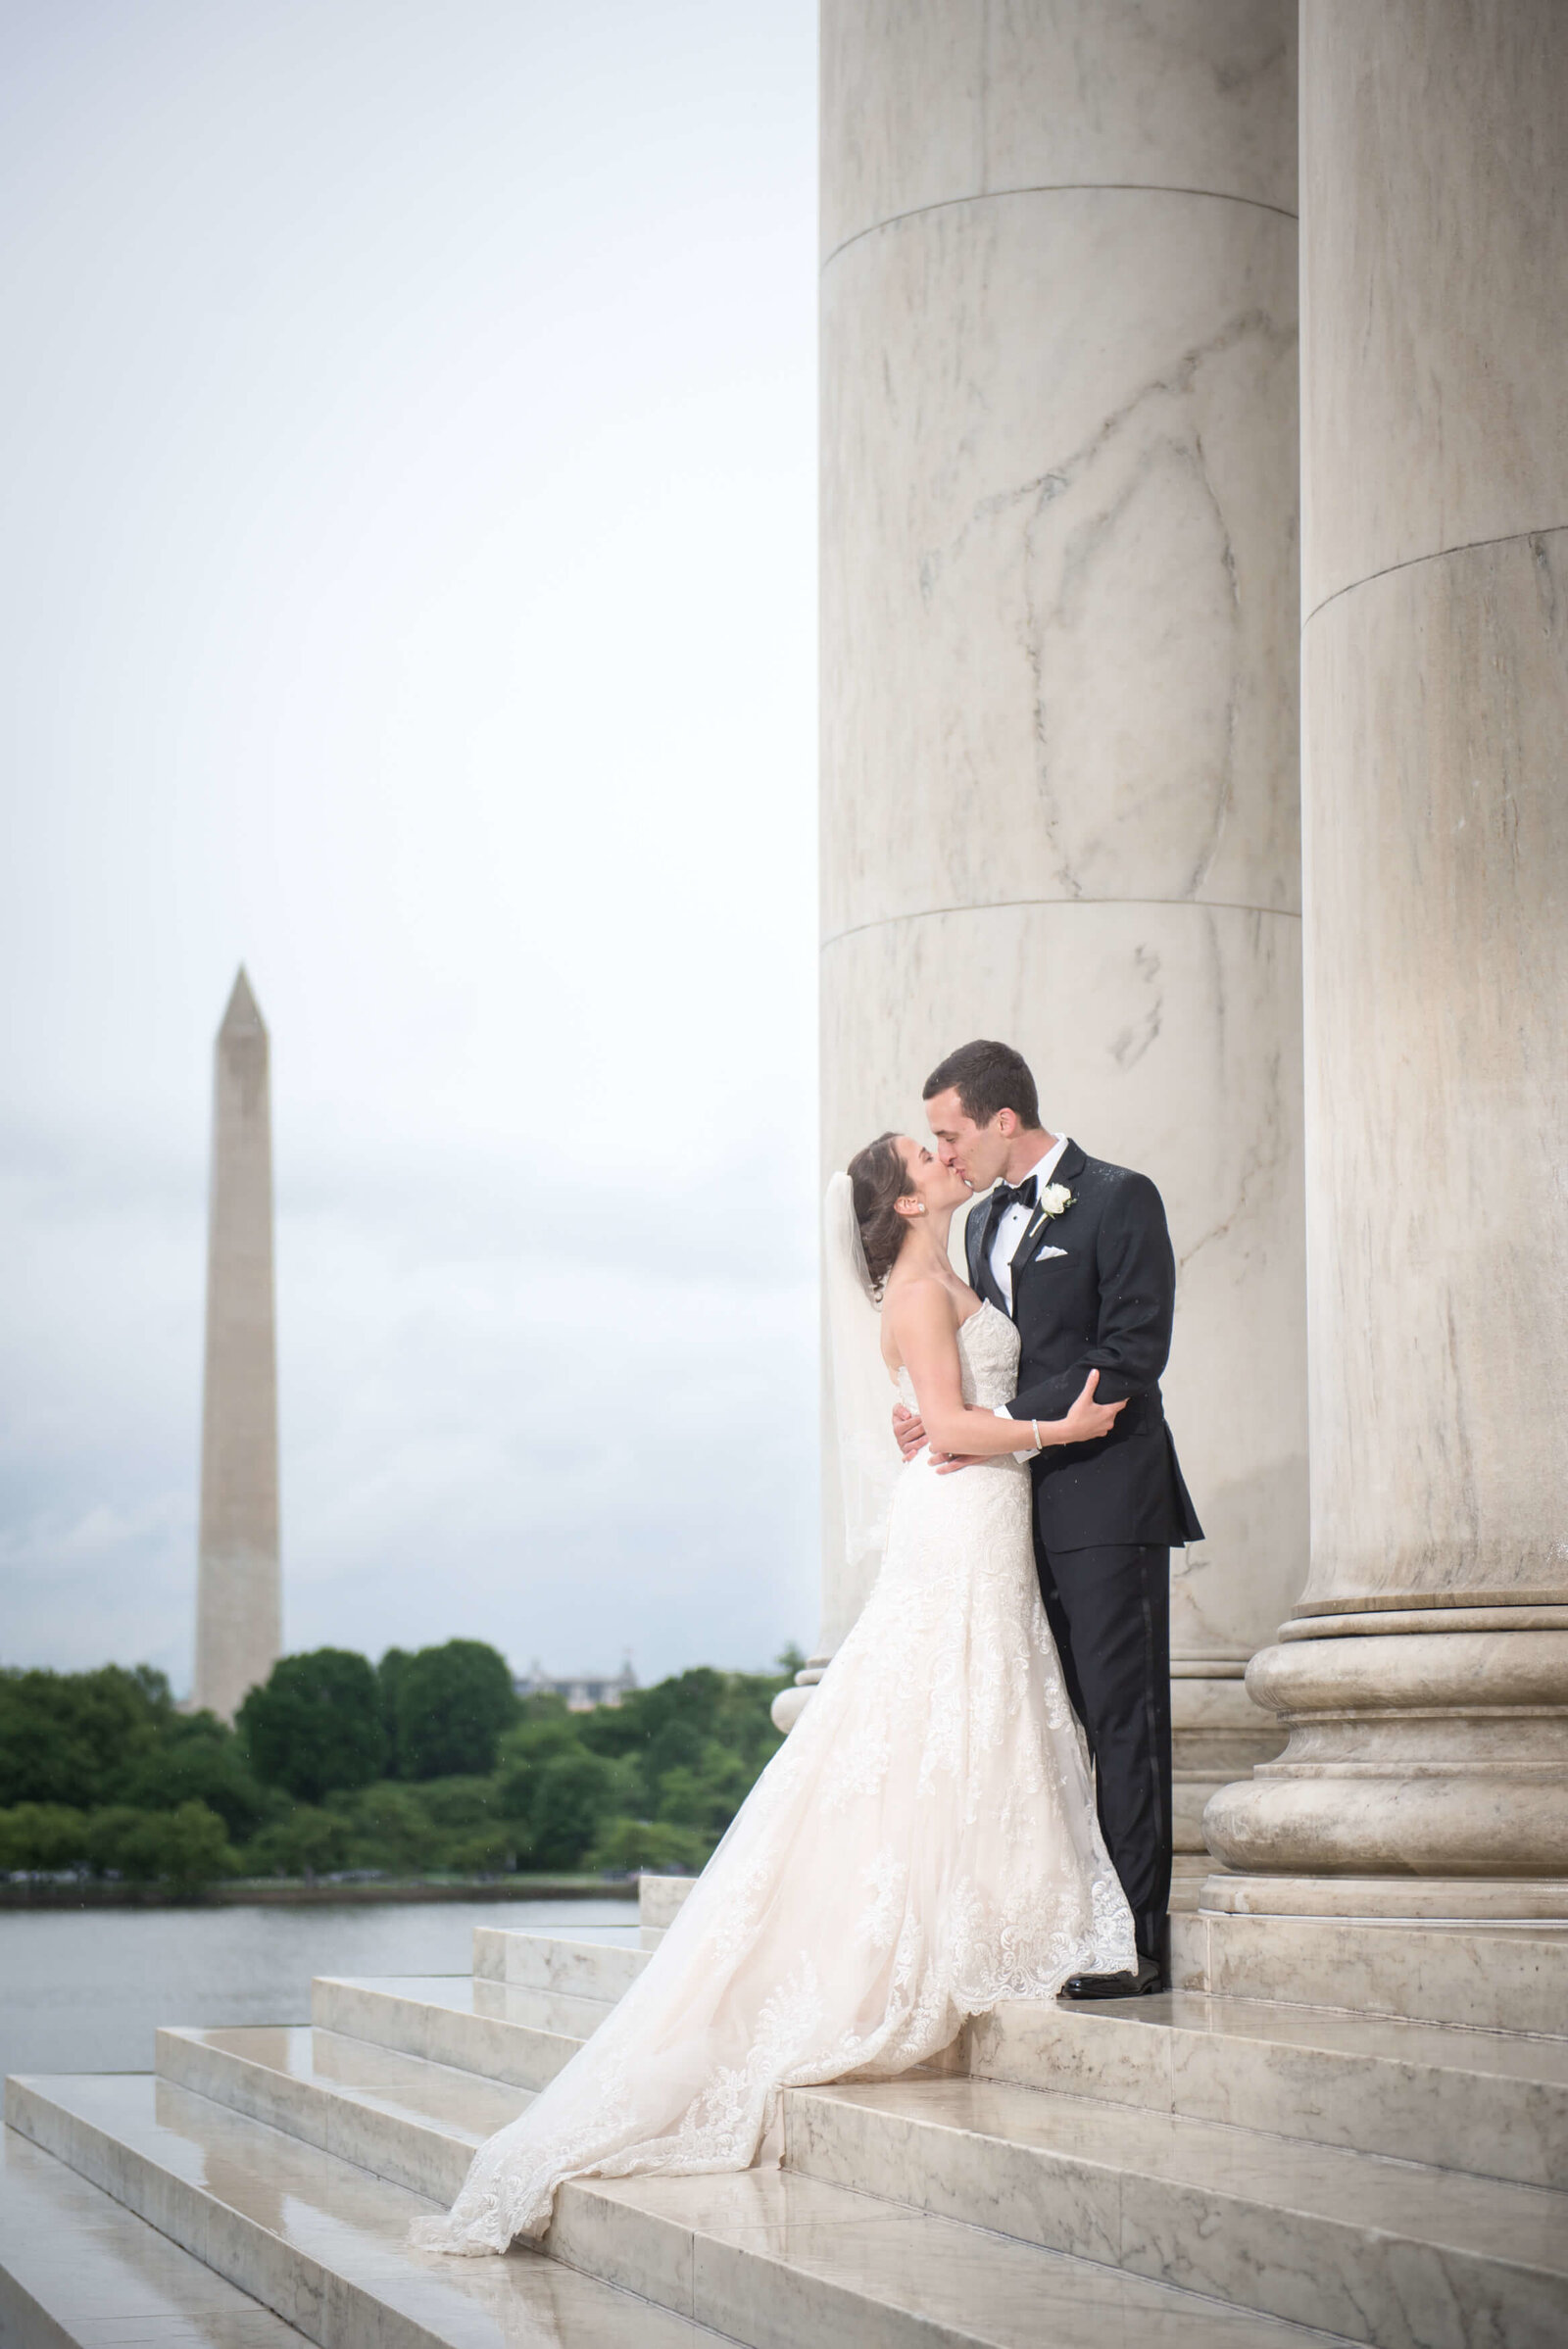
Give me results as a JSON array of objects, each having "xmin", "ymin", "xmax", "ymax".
[{"xmin": 892, "ymin": 1402, "xmax": 926, "ymax": 1460}]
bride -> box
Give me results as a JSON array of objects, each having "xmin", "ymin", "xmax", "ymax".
[{"xmin": 414, "ymin": 1131, "xmax": 1136, "ymax": 2255}]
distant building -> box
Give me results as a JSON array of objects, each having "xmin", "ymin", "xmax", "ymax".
[{"xmin": 514, "ymin": 1656, "xmax": 637, "ymax": 1712}]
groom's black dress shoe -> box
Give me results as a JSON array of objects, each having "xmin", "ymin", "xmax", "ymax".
[{"xmin": 1059, "ymin": 1956, "xmax": 1166, "ymax": 2000}]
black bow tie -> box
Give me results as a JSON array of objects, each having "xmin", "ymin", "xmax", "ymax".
[{"xmin": 991, "ymin": 1175, "xmax": 1038, "ymax": 1214}]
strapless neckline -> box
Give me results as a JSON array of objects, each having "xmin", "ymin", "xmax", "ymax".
[{"xmin": 895, "ymin": 1295, "xmax": 1020, "ymax": 1414}]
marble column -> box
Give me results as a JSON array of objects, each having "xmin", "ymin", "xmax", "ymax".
[
  {"xmin": 1203, "ymin": 0, "xmax": 1568, "ymax": 1911},
  {"xmin": 193, "ymin": 968, "xmax": 282, "ymax": 1724},
  {"xmin": 786, "ymin": 1, "xmax": 1309, "ymax": 1788}
]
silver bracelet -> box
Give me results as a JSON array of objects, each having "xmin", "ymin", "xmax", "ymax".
[{"xmin": 1033, "ymin": 1420, "xmax": 1044, "ymax": 1452}]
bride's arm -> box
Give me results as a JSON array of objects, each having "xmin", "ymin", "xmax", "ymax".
[{"xmin": 886, "ymin": 1285, "xmax": 1125, "ymax": 1456}]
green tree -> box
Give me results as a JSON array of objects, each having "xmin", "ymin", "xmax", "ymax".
[
  {"xmin": 237, "ymin": 1649, "xmax": 384, "ymax": 1802},
  {"xmin": 394, "ymin": 1640, "xmax": 516, "ymax": 1781},
  {"xmin": 0, "ymin": 1664, "xmax": 170, "ymax": 1809},
  {"xmin": 85, "ymin": 1800, "xmax": 236, "ymax": 1888},
  {"xmin": 0, "ymin": 1802, "xmax": 89, "ymax": 1871},
  {"xmin": 326, "ymin": 1781, "xmax": 439, "ymax": 1873},
  {"xmin": 244, "ymin": 1803, "xmax": 354, "ymax": 1879},
  {"xmin": 523, "ymin": 1748, "xmax": 626, "ymax": 1869},
  {"xmin": 495, "ymin": 1715, "xmax": 627, "ymax": 1868},
  {"xmin": 444, "ymin": 1823, "xmax": 520, "ymax": 1874},
  {"xmin": 122, "ymin": 1713, "xmax": 274, "ymax": 1839},
  {"xmin": 655, "ymin": 1742, "xmax": 755, "ymax": 1839},
  {"xmin": 495, "ymin": 1710, "xmax": 579, "ymax": 1817},
  {"xmin": 414, "ymin": 1776, "xmax": 505, "ymax": 1834},
  {"xmin": 577, "ymin": 1667, "xmax": 786, "ymax": 1817},
  {"xmin": 590, "ymin": 1816, "xmax": 709, "ymax": 1874}
]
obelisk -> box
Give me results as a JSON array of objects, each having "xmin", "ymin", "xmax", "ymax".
[{"xmin": 193, "ymin": 968, "xmax": 281, "ymax": 1722}]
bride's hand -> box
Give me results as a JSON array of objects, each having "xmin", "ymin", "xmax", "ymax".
[
  {"xmin": 1057, "ymin": 1369, "xmax": 1126, "ymax": 1445},
  {"xmin": 892, "ymin": 1402, "xmax": 927, "ymax": 1461}
]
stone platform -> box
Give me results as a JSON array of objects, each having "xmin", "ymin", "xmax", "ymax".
[{"xmin": 5, "ymin": 1877, "xmax": 1568, "ymax": 2346}]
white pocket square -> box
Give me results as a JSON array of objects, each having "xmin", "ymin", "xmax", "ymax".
[{"xmin": 1036, "ymin": 1245, "xmax": 1068, "ymax": 1259}]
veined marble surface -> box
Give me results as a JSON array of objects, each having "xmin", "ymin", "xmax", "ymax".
[
  {"xmin": 472, "ymin": 1925, "xmax": 646, "ymax": 1999},
  {"xmin": 313, "ymin": 1971, "xmax": 606, "ymax": 2088},
  {"xmin": 6, "ymin": 2065, "xmax": 1351, "ymax": 2349},
  {"xmin": 822, "ymin": 190, "xmax": 1298, "ymax": 937},
  {"xmin": 1206, "ymin": 0, "xmax": 1568, "ymax": 1894},
  {"xmin": 821, "ymin": 0, "xmax": 1297, "ymax": 258},
  {"xmin": 0, "ymin": 2121, "xmax": 310, "ymax": 2347},
  {"xmin": 813, "ymin": 2, "xmax": 1306, "ymax": 1724},
  {"xmin": 1299, "ymin": 530, "xmax": 1568, "ymax": 1607},
  {"xmin": 788, "ymin": 2070, "xmax": 1568, "ymax": 2346},
  {"xmin": 971, "ymin": 1986, "xmax": 1568, "ymax": 2191},
  {"xmin": 1301, "ymin": 0, "xmax": 1568, "ymax": 615}
]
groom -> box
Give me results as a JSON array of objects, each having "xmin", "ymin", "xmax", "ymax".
[{"xmin": 894, "ymin": 1038, "xmax": 1201, "ymax": 1995}]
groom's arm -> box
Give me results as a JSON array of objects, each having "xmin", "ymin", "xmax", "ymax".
[{"xmin": 1005, "ymin": 1173, "xmax": 1177, "ymax": 1425}]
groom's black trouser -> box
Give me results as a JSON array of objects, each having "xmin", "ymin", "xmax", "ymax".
[{"xmin": 1035, "ymin": 1541, "xmax": 1172, "ymax": 1964}]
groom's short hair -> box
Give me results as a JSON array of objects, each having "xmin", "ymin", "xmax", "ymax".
[{"xmin": 922, "ymin": 1040, "xmax": 1041, "ymax": 1131}]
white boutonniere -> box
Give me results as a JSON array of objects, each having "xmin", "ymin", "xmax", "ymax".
[{"xmin": 1038, "ymin": 1183, "xmax": 1073, "ymax": 1219}]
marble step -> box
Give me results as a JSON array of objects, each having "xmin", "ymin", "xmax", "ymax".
[
  {"xmin": 969, "ymin": 1989, "xmax": 1568, "ymax": 2192},
  {"xmin": 1180, "ymin": 1910, "xmax": 1568, "ymax": 2031},
  {"xmin": 787, "ymin": 2072, "xmax": 1568, "ymax": 2348},
  {"xmin": 104, "ymin": 2040, "xmax": 1350, "ymax": 2349},
  {"xmin": 6, "ymin": 2071, "xmax": 724, "ymax": 2349},
  {"xmin": 636, "ymin": 1876, "xmax": 696, "ymax": 1949},
  {"xmin": 155, "ymin": 2026, "xmax": 525, "ymax": 2204},
  {"xmin": 468, "ymin": 1918, "xmax": 1223, "ymax": 2026},
  {"xmin": 311, "ymin": 1978, "xmax": 606, "ymax": 2093},
  {"xmin": 0, "ymin": 2120, "xmax": 310, "ymax": 2347},
  {"xmin": 472, "ymin": 1931, "xmax": 647, "ymax": 2003},
  {"xmin": 471, "ymin": 1914, "xmax": 1219, "ymax": 2018}
]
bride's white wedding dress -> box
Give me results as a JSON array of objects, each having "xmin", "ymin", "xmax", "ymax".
[{"xmin": 416, "ymin": 1299, "xmax": 1134, "ymax": 2255}]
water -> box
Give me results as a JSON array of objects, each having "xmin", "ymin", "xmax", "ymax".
[{"xmin": 0, "ymin": 1898, "xmax": 638, "ymax": 2079}]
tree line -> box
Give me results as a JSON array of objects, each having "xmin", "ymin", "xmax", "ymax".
[{"xmin": 0, "ymin": 1640, "xmax": 802, "ymax": 1892}]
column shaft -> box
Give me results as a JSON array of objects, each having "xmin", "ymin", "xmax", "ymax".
[
  {"xmin": 1205, "ymin": 0, "xmax": 1568, "ymax": 1905},
  {"xmin": 801, "ymin": 0, "xmax": 1307, "ymax": 1788}
]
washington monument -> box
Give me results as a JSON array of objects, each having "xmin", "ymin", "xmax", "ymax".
[{"xmin": 193, "ymin": 968, "xmax": 281, "ymax": 1720}]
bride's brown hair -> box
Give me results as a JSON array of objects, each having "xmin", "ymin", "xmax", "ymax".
[{"xmin": 847, "ymin": 1131, "xmax": 909, "ymax": 1298}]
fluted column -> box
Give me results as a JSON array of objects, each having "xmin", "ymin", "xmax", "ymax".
[
  {"xmin": 787, "ymin": 1, "xmax": 1308, "ymax": 1777},
  {"xmin": 1204, "ymin": 0, "xmax": 1568, "ymax": 1912},
  {"xmin": 194, "ymin": 968, "xmax": 281, "ymax": 1724}
]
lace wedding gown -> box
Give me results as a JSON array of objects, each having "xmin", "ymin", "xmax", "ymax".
[{"xmin": 416, "ymin": 1300, "xmax": 1135, "ymax": 2254}]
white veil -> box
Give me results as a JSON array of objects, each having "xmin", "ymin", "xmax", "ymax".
[{"xmin": 823, "ymin": 1172, "xmax": 904, "ymax": 1623}]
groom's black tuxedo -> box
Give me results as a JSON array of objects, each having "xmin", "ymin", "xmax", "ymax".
[
  {"xmin": 964, "ymin": 1140, "xmax": 1202, "ymax": 1964},
  {"xmin": 964, "ymin": 1141, "xmax": 1202, "ymax": 1551}
]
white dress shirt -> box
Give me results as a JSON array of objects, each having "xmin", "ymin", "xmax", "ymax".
[
  {"xmin": 981, "ymin": 1130, "xmax": 1069, "ymax": 1454},
  {"xmin": 986, "ymin": 1130, "xmax": 1070, "ymax": 1312}
]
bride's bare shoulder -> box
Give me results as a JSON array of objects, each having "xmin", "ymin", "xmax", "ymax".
[{"xmin": 882, "ymin": 1274, "xmax": 961, "ymax": 1340}]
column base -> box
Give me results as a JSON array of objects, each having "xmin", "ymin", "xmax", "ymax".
[
  {"xmin": 1203, "ymin": 1621, "xmax": 1568, "ymax": 1876},
  {"xmin": 770, "ymin": 1654, "xmax": 829, "ymax": 1735},
  {"xmin": 1200, "ymin": 1870, "xmax": 1568, "ymax": 1921},
  {"xmin": 1175, "ymin": 1904, "xmax": 1568, "ymax": 2029},
  {"xmin": 1171, "ymin": 1661, "xmax": 1286, "ymax": 1853}
]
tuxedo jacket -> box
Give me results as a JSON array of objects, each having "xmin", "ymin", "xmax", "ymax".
[{"xmin": 964, "ymin": 1140, "xmax": 1203, "ymax": 1553}]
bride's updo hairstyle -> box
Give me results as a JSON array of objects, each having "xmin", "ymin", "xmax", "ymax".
[{"xmin": 846, "ymin": 1131, "xmax": 909, "ymax": 1299}]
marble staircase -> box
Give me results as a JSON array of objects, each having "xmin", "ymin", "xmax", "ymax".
[
  {"xmin": 6, "ymin": 1883, "xmax": 1568, "ymax": 2347},
  {"xmin": 0, "ymin": 2119, "xmax": 311, "ymax": 2349}
]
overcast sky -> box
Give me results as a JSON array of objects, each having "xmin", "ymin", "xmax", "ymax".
[{"xmin": 0, "ymin": 0, "xmax": 819, "ymax": 1691}]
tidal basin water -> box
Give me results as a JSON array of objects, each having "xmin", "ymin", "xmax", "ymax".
[{"xmin": 0, "ymin": 1897, "xmax": 637, "ymax": 2079}]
